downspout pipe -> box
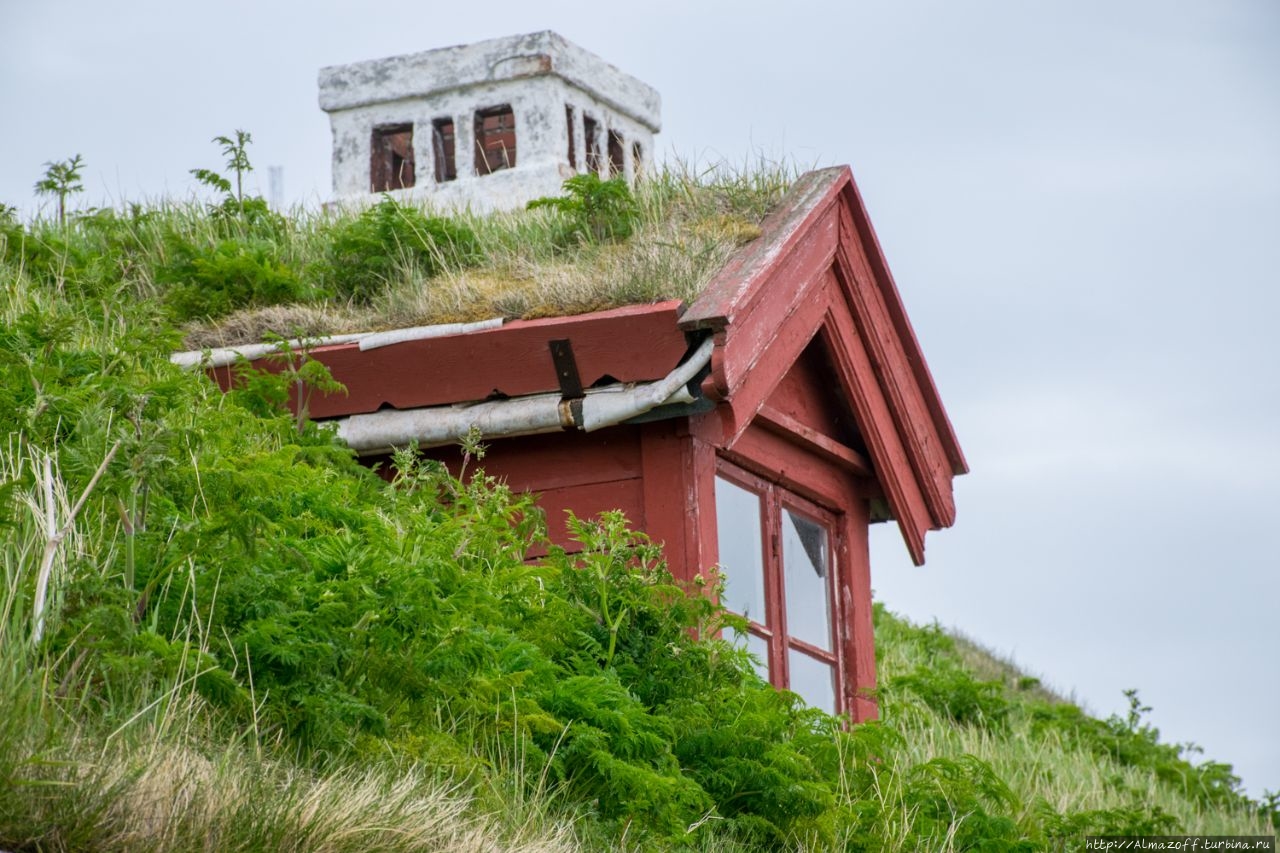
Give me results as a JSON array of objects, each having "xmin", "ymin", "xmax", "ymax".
[{"xmin": 334, "ymin": 337, "xmax": 714, "ymax": 455}]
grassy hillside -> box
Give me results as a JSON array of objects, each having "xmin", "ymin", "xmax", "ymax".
[{"xmin": 1, "ymin": 167, "xmax": 1274, "ymax": 851}]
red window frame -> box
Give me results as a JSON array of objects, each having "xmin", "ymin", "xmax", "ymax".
[{"xmin": 714, "ymin": 458, "xmax": 845, "ymax": 713}]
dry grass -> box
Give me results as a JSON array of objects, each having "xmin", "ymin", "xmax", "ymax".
[
  {"xmin": 0, "ymin": 428, "xmax": 580, "ymax": 853},
  {"xmin": 179, "ymin": 162, "xmax": 783, "ymax": 350},
  {"xmin": 2, "ymin": 713, "xmax": 581, "ymax": 853}
]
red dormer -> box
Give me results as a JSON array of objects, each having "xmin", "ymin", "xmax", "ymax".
[{"xmin": 194, "ymin": 167, "xmax": 966, "ymax": 720}]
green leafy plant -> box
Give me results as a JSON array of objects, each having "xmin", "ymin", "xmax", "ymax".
[
  {"xmin": 528, "ymin": 173, "xmax": 639, "ymax": 244},
  {"xmin": 188, "ymin": 130, "xmax": 284, "ymax": 240},
  {"xmin": 4, "ymin": 171, "xmax": 1277, "ymax": 852},
  {"xmin": 34, "ymin": 154, "xmax": 85, "ymax": 226},
  {"xmin": 191, "ymin": 130, "xmax": 253, "ymax": 210},
  {"xmin": 891, "ymin": 662, "xmax": 1011, "ymax": 729},
  {"xmin": 229, "ymin": 333, "xmax": 347, "ymax": 432},
  {"xmin": 317, "ymin": 195, "xmax": 479, "ymax": 302},
  {"xmin": 159, "ymin": 237, "xmax": 309, "ymax": 321}
]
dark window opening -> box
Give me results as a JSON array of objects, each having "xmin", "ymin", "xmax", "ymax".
[
  {"xmin": 607, "ymin": 130, "xmax": 625, "ymax": 178},
  {"xmin": 370, "ymin": 123, "xmax": 415, "ymax": 192},
  {"xmin": 583, "ymin": 114, "xmax": 602, "ymax": 174},
  {"xmin": 431, "ymin": 118, "xmax": 456, "ymax": 183},
  {"xmin": 631, "ymin": 141, "xmax": 643, "ymax": 180},
  {"xmin": 474, "ymin": 105, "xmax": 516, "ymax": 175},
  {"xmin": 565, "ymin": 105, "xmax": 577, "ymax": 169}
]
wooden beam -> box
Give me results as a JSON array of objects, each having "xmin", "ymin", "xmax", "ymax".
[
  {"xmin": 834, "ymin": 208, "xmax": 955, "ymax": 529},
  {"xmin": 755, "ymin": 404, "xmax": 873, "ymax": 477},
  {"xmin": 821, "ymin": 302, "xmax": 931, "ymax": 566},
  {"xmin": 837, "ymin": 180, "xmax": 968, "ymax": 478},
  {"xmin": 639, "ymin": 421, "xmax": 718, "ymax": 583},
  {"xmin": 680, "ymin": 167, "xmax": 849, "ymax": 333},
  {"xmin": 695, "ymin": 206, "xmax": 839, "ymax": 402}
]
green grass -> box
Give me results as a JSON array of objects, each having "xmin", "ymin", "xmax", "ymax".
[
  {"xmin": 3, "ymin": 160, "xmax": 792, "ymax": 353},
  {"xmin": 871, "ymin": 612, "xmax": 1274, "ymax": 843},
  {"xmin": 1, "ymin": 174, "xmax": 1275, "ymax": 851}
]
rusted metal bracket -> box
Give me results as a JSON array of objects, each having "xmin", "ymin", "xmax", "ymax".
[
  {"xmin": 549, "ymin": 339, "xmax": 584, "ymax": 429},
  {"xmin": 549, "ymin": 339, "xmax": 584, "ymax": 399}
]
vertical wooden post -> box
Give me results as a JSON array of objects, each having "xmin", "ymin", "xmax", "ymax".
[
  {"xmin": 841, "ymin": 496, "xmax": 878, "ymax": 721},
  {"xmin": 639, "ymin": 420, "xmax": 718, "ymax": 585}
]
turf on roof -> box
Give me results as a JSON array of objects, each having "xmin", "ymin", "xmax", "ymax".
[{"xmin": 173, "ymin": 166, "xmax": 792, "ymax": 350}]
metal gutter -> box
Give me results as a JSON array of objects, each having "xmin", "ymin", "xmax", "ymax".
[
  {"xmin": 333, "ymin": 337, "xmax": 714, "ymax": 455},
  {"xmin": 169, "ymin": 318, "xmax": 504, "ymax": 369}
]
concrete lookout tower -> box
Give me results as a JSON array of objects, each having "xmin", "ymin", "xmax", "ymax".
[{"xmin": 318, "ymin": 31, "xmax": 661, "ymax": 213}]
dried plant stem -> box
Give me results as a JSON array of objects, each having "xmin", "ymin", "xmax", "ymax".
[{"xmin": 31, "ymin": 440, "xmax": 122, "ymax": 645}]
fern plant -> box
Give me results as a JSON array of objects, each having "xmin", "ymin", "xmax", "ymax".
[
  {"xmin": 528, "ymin": 173, "xmax": 639, "ymax": 244},
  {"xmin": 33, "ymin": 154, "xmax": 85, "ymax": 226},
  {"xmin": 191, "ymin": 130, "xmax": 253, "ymax": 209}
]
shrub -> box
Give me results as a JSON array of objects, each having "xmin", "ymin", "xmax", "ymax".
[
  {"xmin": 159, "ymin": 237, "xmax": 308, "ymax": 321},
  {"xmin": 316, "ymin": 196, "xmax": 480, "ymax": 302},
  {"xmin": 528, "ymin": 173, "xmax": 639, "ymax": 245},
  {"xmin": 890, "ymin": 663, "xmax": 1011, "ymax": 730}
]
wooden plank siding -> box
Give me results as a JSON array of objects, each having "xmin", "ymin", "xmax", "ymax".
[
  {"xmin": 413, "ymin": 426, "xmax": 646, "ymax": 555},
  {"xmin": 762, "ymin": 339, "xmax": 866, "ymax": 451}
]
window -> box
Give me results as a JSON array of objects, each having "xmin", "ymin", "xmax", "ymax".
[
  {"xmin": 715, "ymin": 465, "xmax": 842, "ymax": 714},
  {"xmin": 607, "ymin": 129, "xmax": 625, "ymax": 178},
  {"xmin": 474, "ymin": 105, "xmax": 516, "ymax": 175},
  {"xmin": 370, "ymin": 123, "xmax": 415, "ymax": 192},
  {"xmin": 631, "ymin": 141, "xmax": 643, "ymax": 180},
  {"xmin": 583, "ymin": 114, "xmax": 602, "ymax": 174},
  {"xmin": 565, "ymin": 105, "xmax": 577, "ymax": 169},
  {"xmin": 431, "ymin": 118, "xmax": 456, "ymax": 183}
]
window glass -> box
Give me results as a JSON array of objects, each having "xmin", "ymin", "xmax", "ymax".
[
  {"xmin": 782, "ymin": 508, "xmax": 832, "ymax": 651},
  {"xmin": 715, "ymin": 476, "xmax": 766, "ymax": 625},
  {"xmin": 788, "ymin": 649, "xmax": 836, "ymax": 714}
]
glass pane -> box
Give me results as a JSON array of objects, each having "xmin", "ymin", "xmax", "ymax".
[
  {"xmin": 788, "ymin": 649, "xmax": 837, "ymax": 714},
  {"xmin": 715, "ymin": 476, "xmax": 766, "ymax": 624},
  {"xmin": 782, "ymin": 508, "xmax": 832, "ymax": 651},
  {"xmin": 730, "ymin": 629, "xmax": 771, "ymax": 681}
]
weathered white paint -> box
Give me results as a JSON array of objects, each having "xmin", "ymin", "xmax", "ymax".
[
  {"xmin": 169, "ymin": 318, "xmax": 504, "ymax": 369},
  {"xmin": 318, "ymin": 31, "xmax": 661, "ymax": 213}
]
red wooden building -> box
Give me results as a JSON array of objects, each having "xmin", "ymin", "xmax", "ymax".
[{"xmin": 196, "ymin": 166, "xmax": 966, "ymax": 719}]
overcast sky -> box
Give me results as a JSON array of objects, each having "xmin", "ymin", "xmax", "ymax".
[{"xmin": 2, "ymin": 0, "xmax": 1277, "ymax": 798}]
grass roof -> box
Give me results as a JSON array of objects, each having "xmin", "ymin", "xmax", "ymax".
[{"xmin": 1, "ymin": 162, "xmax": 798, "ymax": 351}]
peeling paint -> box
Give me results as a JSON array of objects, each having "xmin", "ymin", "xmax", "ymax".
[{"xmin": 318, "ymin": 31, "xmax": 660, "ymax": 213}]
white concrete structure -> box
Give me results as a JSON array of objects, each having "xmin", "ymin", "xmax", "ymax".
[{"xmin": 318, "ymin": 31, "xmax": 661, "ymax": 213}]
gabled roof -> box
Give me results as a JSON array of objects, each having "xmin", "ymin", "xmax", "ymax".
[{"xmin": 681, "ymin": 166, "xmax": 966, "ymax": 564}]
